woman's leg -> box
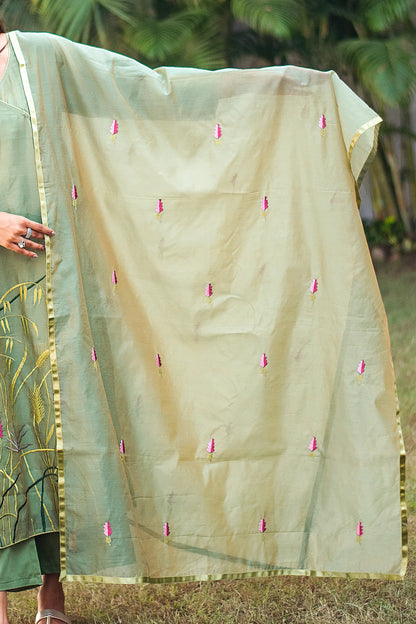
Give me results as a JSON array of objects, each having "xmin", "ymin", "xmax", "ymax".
[
  {"xmin": 37, "ymin": 574, "xmax": 65, "ymax": 623},
  {"xmin": 0, "ymin": 591, "xmax": 9, "ymax": 624}
]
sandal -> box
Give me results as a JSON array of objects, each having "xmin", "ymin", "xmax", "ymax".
[{"xmin": 35, "ymin": 609, "xmax": 71, "ymax": 624}]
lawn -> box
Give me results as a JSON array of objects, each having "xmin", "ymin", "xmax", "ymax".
[{"xmin": 9, "ymin": 257, "xmax": 416, "ymax": 624}]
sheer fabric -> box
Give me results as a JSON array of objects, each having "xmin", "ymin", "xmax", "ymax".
[{"xmin": 0, "ymin": 31, "xmax": 406, "ymax": 583}]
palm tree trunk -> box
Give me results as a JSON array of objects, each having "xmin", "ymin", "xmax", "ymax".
[
  {"xmin": 369, "ymin": 153, "xmax": 396, "ymax": 218},
  {"xmin": 379, "ymin": 134, "xmax": 411, "ymax": 233},
  {"xmin": 400, "ymin": 106, "xmax": 416, "ymax": 237},
  {"xmin": 224, "ymin": 0, "xmax": 234, "ymax": 67}
]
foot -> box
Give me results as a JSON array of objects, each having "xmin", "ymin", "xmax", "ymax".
[
  {"xmin": 37, "ymin": 575, "xmax": 67, "ymax": 624},
  {"xmin": 36, "ymin": 609, "xmax": 71, "ymax": 624},
  {"xmin": 0, "ymin": 591, "xmax": 9, "ymax": 624}
]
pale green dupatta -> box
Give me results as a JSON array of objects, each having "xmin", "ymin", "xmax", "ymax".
[{"xmin": 8, "ymin": 30, "xmax": 405, "ymax": 583}]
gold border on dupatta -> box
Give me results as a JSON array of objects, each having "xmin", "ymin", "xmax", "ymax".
[
  {"xmin": 349, "ymin": 115, "xmax": 407, "ymax": 579},
  {"xmin": 9, "ymin": 31, "xmax": 68, "ymax": 581},
  {"xmin": 349, "ymin": 115, "xmax": 382, "ymax": 187}
]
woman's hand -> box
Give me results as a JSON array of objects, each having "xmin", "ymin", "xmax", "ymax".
[{"xmin": 0, "ymin": 212, "xmax": 55, "ymax": 258}]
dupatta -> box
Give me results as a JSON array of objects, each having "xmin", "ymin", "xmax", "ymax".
[{"xmin": 4, "ymin": 30, "xmax": 405, "ymax": 582}]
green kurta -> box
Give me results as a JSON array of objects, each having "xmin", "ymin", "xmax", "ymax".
[
  {"xmin": 0, "ymin": 30, "xmax": 406, "ymax": 586},
  {"xmin": 0, "ymin": 42, "xmax": 59, "ymax": 589}
]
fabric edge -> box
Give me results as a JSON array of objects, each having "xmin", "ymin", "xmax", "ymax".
[
  {"xmin": 397, "ymin": 389, "xmax": 408, "ymax": 577},
  {"xmin": 349, "ymin": 116, "xmax": 382, "ymax": 188},
  {"xmin": 9, "ymin": 30, "xmax": 68, "ymax": 581},
  {"xmin": 63, "ymin": 569, "xmax": 405, "ymax": 584}
]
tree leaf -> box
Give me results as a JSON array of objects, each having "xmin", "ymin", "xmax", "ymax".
[
  {"xmin": 125, "ymin": 8, "xmax": 208, "ymax": 61},
  {"xmin": 231, "ymin": 0, "xmax": 301, "ymax": 39},
  {"xmin": 339, "ymin": 37, "xmax": 416, "ymax": 105},
  {"xmin": 363, "ymin": 0, "xmax": 415, "ymax": 33}
]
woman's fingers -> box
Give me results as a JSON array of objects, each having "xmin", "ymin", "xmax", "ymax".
[
  {"xmin": 4, "ymin": 239, "xmax": 38, "ymax": 258},
  {"xmin": 15, "ymin": 247, "xmax": 39, "ymax": 258},
  {"xmin": 18, "ymin": 226, "xmax": 45, "ymax": 241},
  {"xmin": 0, "ymin": 212, "xmax": 55, "ymax": 257},
  {"xmin": 28, "ymin": 230, "xmax": 46, "ymax": 240},
  {"xmin": 23, "ymin": 218, "xmax": 55, "ymax": 238},
  {"xmin": 16, "ymin": 237, "xmax": 45, "ymax": 252},
  {"xmin": 12, "ymin": 233, "xmax": 45, "ymax": 254}
]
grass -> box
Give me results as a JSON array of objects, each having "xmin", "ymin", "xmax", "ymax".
[{"xmin": 9, "ymin": 256, "xmax": 416, "ymax": 624}]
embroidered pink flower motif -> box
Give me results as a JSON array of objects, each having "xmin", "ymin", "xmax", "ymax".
[
  {"xmin": 156, "ymin": 199, "xmax": 163, "ymax": 216},
  {"xmin": 356, "ymin": 521, "xmax": 363, "ymax": 543},
  {"xmin": 205, "ymin": 283, "xmax": 213, "ymax": 298},
  {"xmin": 91, "ymin": 347, "xmax": 97, "ymax": 367},
  {"xmin": 163, "ymin": 522, "xmax": 170, "ymax": 538},
  {"xmin": 357, "ymin": 360, "xmax": 365, "ymax": 376},
  {"xmin": 260, "ymin": 353, "xmax": 268, "ymax": 369},
  {"xmin": 71, "ymin": 185, "xmax": 78, "ymax": 209},
  {"xmin": 215, "ymin": 123, "xmax": 222, "ymax": 144},
  {"xmin": 110, "ymin": 119, "xmax": 119, "ymax": 138},
  {"xmin": 207, "ymin": 438, "xmax": 215, "ymax": 461},
  {"xmin": 104, "ymin": 521, "xmax": 112, "ymax": 545},
  {"xmin": 155, "ymin": 353, "xmax": 162, "ymax": 369},
  {"xmin": 112, "ymin": 270, "xmax": 117, "ymax": 286},
  {"xmin": 261, "ymin": 196, "xmax": 268, "ymax": 213},
  {"xmin": 259, "ymin": 518, "xmax": 266, "ymax": 533},
  {"xmin": 309, "ymin": 437, "xmax": 317, "ymax": 454},
  {"xmin": 310, "ymin": 278, "xmax": 318, "ymax": 302},
  {"xmin": 119, "ymin": 439, "xmax": 125, "ymax": 458},
  {"xmin": 319, "ymin": 114, "xmax": 327, "ymax": 135}
]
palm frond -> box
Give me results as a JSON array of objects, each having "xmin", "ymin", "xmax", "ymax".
[
  {"xmin": 124, "ymin": 8, "xmax": 208, "ymax": 61},
  {"xmin": 1, "ymin": 0, "xmax": 41, "ymax": 31},
  {"xmin": 169, "ymin": 18, "xmax": 226, "ymax": 69},
  {"xmin": 31, "ymin": 0, "xmax": 133, "ymax": 43},
  {"xmin": 363, "ymin": 0, "xmax": 415, "ymax": 32},
  {"xmin": 339, "ymin": 36, "xmax": 416, "ymax": 105},
  {"xmin": 97, "ymin": 0, "xmax": 136, "ymax": 23},
  {"xmin": 231, "ymin": 0, "xmax": 301, "ymax": 39}
]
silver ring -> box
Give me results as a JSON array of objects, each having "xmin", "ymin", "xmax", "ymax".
[
  {"xmin": 25, "ymin": 227, "xmax": 32, "ymax": 239},
  {"xmin": 18, "ymin": 238, "xmax": 26, "ymax": 249}
]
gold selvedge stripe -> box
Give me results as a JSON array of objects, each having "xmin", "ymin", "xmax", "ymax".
[
  {"xmin": 348, "ymin": 116, "xmax": 382, "ymax": 162},
  {"xmin": 64, "ymin": 568, "xmax": 405, "ymax": 584},
  {"xmin": 348, "ymin": 108, "xmax": 407, "ymax": 577},
  {"xmin": 9, "ymin": 30, "xmax": 68, "ymax": 581},
  {"xmin": 397, "ymin": 387, "xmax": 408, "ymax": 577},
  {"xmin": 348, "ymin": 115, "xmax": 382, "ymax": 189}
]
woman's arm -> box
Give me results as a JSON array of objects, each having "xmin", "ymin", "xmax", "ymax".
[{"xmin": 0, "ymin": 212, "xmax": 54, "ymax": 257}]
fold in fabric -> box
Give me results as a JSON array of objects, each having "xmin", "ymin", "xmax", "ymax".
[{"xmin": 4, "ymin": 30, "xmax": 406, "ymax": 582}]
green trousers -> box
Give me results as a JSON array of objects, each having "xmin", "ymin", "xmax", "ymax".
[{"xmin": 0, "ymin": 533, "xmax": 60, "ymax": 591}]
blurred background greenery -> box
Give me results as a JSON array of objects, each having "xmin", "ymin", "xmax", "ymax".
[{"xmin": 2, "ymin": 0, "xmax": 416, "ymax": 246}]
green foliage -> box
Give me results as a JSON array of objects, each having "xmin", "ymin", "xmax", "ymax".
[
  {"xmin": 363, "ymin": 216, "xmax": 406, "ymax": 248},
  {"xmin": 30, "ymin": 0, "xmax": 134, "ymax": 46},
  {"xmin": 339, "ymin": 36, "xmax": 416, "ymax": 106},
  {"xmin": 123, "ymin": 7, "xmax": 209, "ymax": 63},
  {"xmin": 1, "ymin": 0, "xmax": 416, "ymax": 101},
  {"xmin": 167, "ymin": 19, "xmax": 226, "ymax": 69},
  {"xmin": 363, "ymin": 0, "xmax": 416, "ymax": 32},
  {"xmin": 0, "ymin": 0, "xmax": 41, "ymax": 31},
  {"xmin": 231, "ymin": 0, "xmax": 301, "ymax": 39}
]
